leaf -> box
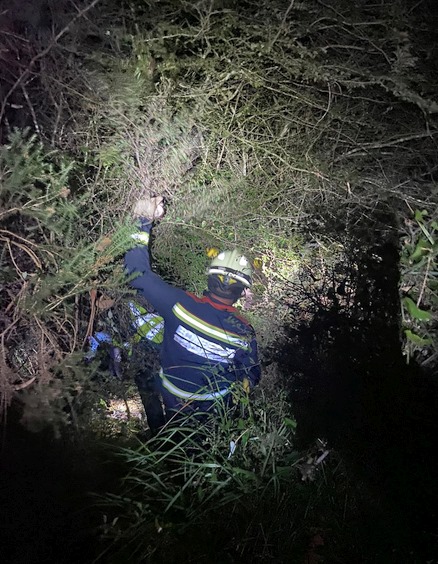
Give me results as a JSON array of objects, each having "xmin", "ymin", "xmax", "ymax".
[
  {"xmin": 414, "ymin": 209, "xmax": 428, "ymax": 222},
  {"xmin": 402, "ymin": 297, "xmax": 432, "ymax": 321},
  {"xmin": 284, "ymin": 417, "xmax": 297, "ymax": 429},
  {"xmin": 206, "ymin": 247, "xmax": 219, "ymax": 258},
  {"xmin": 253, "ymin": 258, "xmax": 263, "ymax": 269},
  {"xmin": 58, "ymin": 186, "xmax": 70, "ymax": 198},
  {"xmin": 232, "ymin": 467, "xmax": 257, "ymax": 480},
  {"xmin": 241, "ymin": 432, "xmax": 250, "ymax": 446},
  {"xmin": 97, "ymin": 295, "xmax": 115, "ymax": 311},
  {"xmin": 410, "ymin": 237, "xmax": 431, "ymax": 262},
  {"xmin": 417, "ymin": 221, "xmax": 435, "ymax": 246},
  {"xmin": 404, "ymin": 329, "xmax": 433, "ymax": 346},
  {"xmin": 237, "ymin": 418, "xmax": 247, "ymax": 430}
]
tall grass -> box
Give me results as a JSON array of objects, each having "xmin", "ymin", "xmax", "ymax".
[{"xmin": 97, "ymin": 388, "xmax": 310, "ymax": 562}]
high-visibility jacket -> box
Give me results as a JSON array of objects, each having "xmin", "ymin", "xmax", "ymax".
[{"xmin": 124, "ymin": 219, "xmax": 261, "ymax": 412}]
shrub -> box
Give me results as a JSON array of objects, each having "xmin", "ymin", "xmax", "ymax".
[{"xmin": 0, "ymin": 130, "xmax": 134, "ymax": 426}]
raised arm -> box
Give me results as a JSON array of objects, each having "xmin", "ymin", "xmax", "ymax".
[{"xmin": 124, "ymin": 197, "xmax": 184, "ymax": 318}]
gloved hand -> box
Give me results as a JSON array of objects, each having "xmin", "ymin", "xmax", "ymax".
[{"xmin": 133, "ymin": 195, "xmax": 165, "ymax": 220}]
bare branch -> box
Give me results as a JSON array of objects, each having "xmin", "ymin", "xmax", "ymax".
[{"xmin": 0, "ymin": 0, "xmax": 101, "ymax": 124}]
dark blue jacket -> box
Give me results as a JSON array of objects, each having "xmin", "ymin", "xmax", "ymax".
[{"xmin": 124, "ymin": 220, "xmax": 261, "ymax": 411}]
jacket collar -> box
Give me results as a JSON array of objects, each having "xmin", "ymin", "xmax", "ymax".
[{"xmin": 187, "ymin": 291, "xmax": 236, "ymax": 311}]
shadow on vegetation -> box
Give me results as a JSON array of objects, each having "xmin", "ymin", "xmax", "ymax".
[{"xmin": 278, "ymin": 234, "xmax": 438, "ymax": 562}]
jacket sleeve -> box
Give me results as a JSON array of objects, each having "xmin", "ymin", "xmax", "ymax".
[
  {"xmin": 233, "ymin": 330, "xmax": 261, "ymax": 388},
  {"xmin": 124, "ymin": 219, "xmax": 184, "ymax": 319}
]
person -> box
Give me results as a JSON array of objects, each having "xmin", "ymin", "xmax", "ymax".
[{"xmin": 124, "ymin": 195, "xmax": 261, "ymax": 425}]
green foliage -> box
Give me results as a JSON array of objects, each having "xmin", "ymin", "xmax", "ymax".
[
  {"xmin": 0, "ymin": 130, "xmax": 135, "ymax": 422},
  {"xmin": 76, "ymin": 0, "xmax": 438, "ymax": 347},
  {"xmin": 97, "ymin": 386, "xmax": 389, "ymax": 563},
  {"xmin": 98, "ymin": 389, "xmax": 305, "ymax": 562},
  {"xmin": 400, "ymin": 207, "xmax": 437, "ymax": 364},
  {"xmin": 0, "ymin": 129, "xmax": 76, "ymax": 230},
  {"xmin": 2, "ymin": 0, "xmax": 438, "ymax": 438}
]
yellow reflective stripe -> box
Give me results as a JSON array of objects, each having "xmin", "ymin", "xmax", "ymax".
[
  {"xmin": 173, "ymin": 303, "xmax": 248, "ymax": 349},
  {"xmin": 160, "ymin": 371, "xmax": 229, "ymax": 401},
  {"xmin": 131, "ymin": 232, "xmax": 150, "ymax": 245}
]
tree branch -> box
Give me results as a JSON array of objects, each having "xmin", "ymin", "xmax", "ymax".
[
  {"xmin": 0, "ymin": 0, "xmax": 101, "ymax": 125},
  {"xmin": 334, "ymin": 131, "xmax": 438, "ymax": 162}
]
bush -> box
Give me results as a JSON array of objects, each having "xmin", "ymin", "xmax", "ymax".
[{"xmin": 0, "ymin": 130, "xmax": 135, "ymax": 427}]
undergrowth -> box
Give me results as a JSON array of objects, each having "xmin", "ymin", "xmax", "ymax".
[
  {"xmin": 95, "ymin": 386, "xmax": 423, "ymax": 564},
  {"xmin": 0, "ymin": 3, "xmax": 437, "ymax": 562},
  {"xmin": 0, "ymin": 130, "xmax": 136, "ymax": 423},
  {"xmin": 96, "ymin": 390, "xmax": 335, "ymax": 564},
  {"xmin": 1, "ymin": 0, "xmax": 437, "ymax": 424}
]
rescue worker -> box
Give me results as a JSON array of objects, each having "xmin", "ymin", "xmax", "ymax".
[{"xmin": 124, "ymin": 195, "xmax": 261, "ymax": 423}]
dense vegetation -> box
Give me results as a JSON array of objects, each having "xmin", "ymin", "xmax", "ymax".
[{"xmin": 1, "ymin": 0, "xmax": 437, "ymax": 562}]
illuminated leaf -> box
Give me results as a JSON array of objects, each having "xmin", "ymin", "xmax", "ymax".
[
  {"xmin": 410, "ymin": 238, "xmax": 431, "ymax": 262},
  {"xmin": 253, "ymin": 257, "xmax": 263, "ymax": 269},
  {"xmin": 404, "ymin": 329, "xmax": 433, "ymax": 346},
  {"xmin": 96, "ymin": 236, "xmax": 112, "ymax": 251},
  {"xmin": 414, "ymin": 209, "xmax": 428, "ymax": 222},
  {"xmin": 284, "ymin": 417, "xmax": 297, "ymax": 429},
  {"xmin": 402, "ymin": 297, "xmax": 432, "ymax": 321},
  {"xmin": 206, "ymin": 247, "xmax": 219, "ymax": 258},
  {"xmin": 97, "ymin": 295, "xmax": 115, "ymax": 311},
  {"xmin": 418, "ymin": 222, "xmax": 435, "ymax": 245}
]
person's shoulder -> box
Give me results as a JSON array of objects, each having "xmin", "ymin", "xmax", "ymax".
[
  {"xmin": 184, "ymin": 291, "xmax": 203, "ymax": 302},
  {"xmin": 227, "ymin": 309, "xmax": 257, "ymax": 337}
]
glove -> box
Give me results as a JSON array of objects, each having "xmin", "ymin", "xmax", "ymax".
[{"xmin": 133, "ymin": 195, "xmax": 165, "ymax": 220}]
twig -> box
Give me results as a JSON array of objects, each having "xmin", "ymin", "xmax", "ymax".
[
  {"xmin": 0, "ymin": 0, "xmax": 101, "ymax": 124},
  {"xmin": 0, "ymin": 316, "xmax": 19, "ymax": 341},
  {"xmin": 417, "ymin": 254, "xmax": 433, "ymax": 307},
  {"xmin": 269, "ymin": 0, "xmax": 295, "ymax": 50},
  {"xmin": 84, "ymin": 288, "xmax": 97, "ymax": 347},
  {"xmin": 334, "ymin": 131, "xmax": 437, "ymax": 162},
  {"xmin": 33, "ymin": 315, "xmax": 62, "ymax": 362},
  {"xmin": 216, "ymin": 139, "xmax": 226, "ymax": 170},
  {"xmin": 14, "ymin": 377, "xmax": 36, "ymax": 391},
  {"xmin": 21, "ymin": 84, "xmax": 41, "ymax": 136},
  {"xmin": 1, "ymin": 233, "xmax": 42, "ymax": 268},
  {"xmin": 316, "ymin": 81, "xmax": 332, "ymax": 125},
  {"xmin": 408, "ymin": 0, "xmax": 427, "ymax": 14},
  {"xmin": 50, "ymin": 91, "xmax": 64, "ymax": 146},
  {"xmin": 74, "ymin": 294, "xmax": 80, "ymax": 352},
  {"xmin": 5, "ymin": 239, "xmax": 23, "ymax": 276},
  {"xmin": 0, "ymin": 229, "xmax": 39, "ymax": 246}
]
